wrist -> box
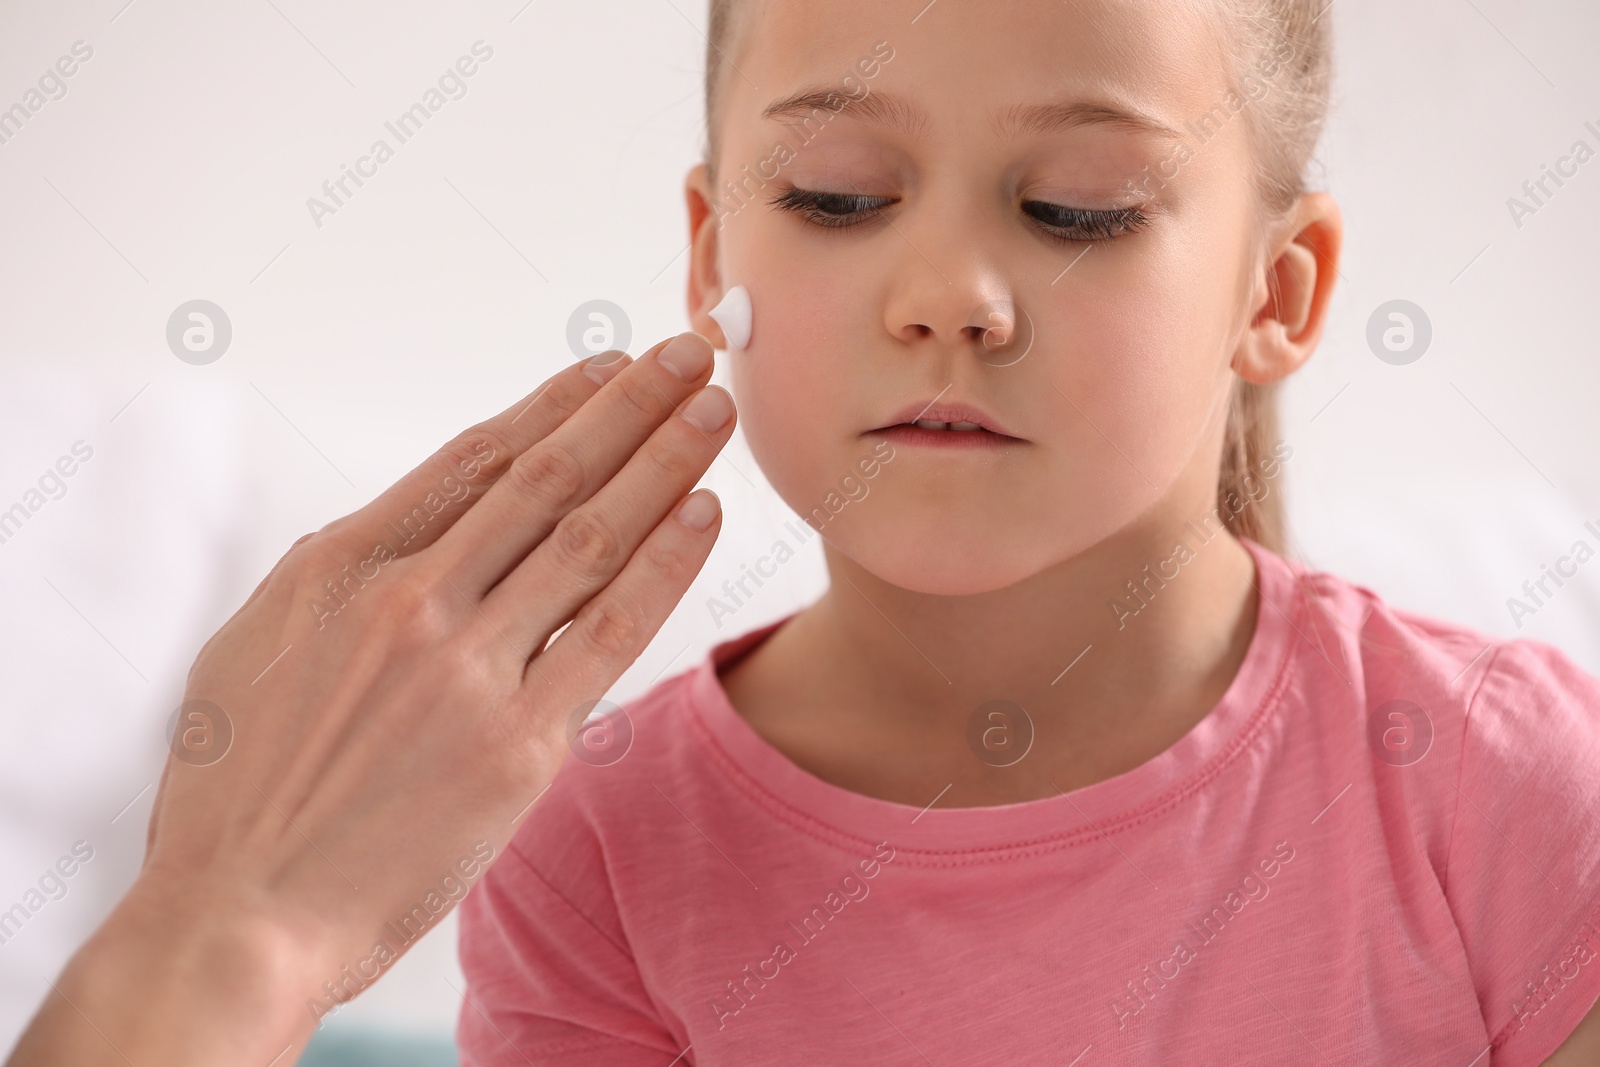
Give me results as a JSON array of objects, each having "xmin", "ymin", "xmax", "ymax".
[{"xmin": 50, "ymin": 873, "xmax": 327, "ymax": 1065}]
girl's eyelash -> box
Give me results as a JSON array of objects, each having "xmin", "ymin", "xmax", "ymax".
[
  {"xmin": 1021, "ymin": 200, "xmax": 1151, "ymax": 242},
  {"xmin": 767, "ymin": 187, "xmax": 888, "ymax": 230},
  {"xmin": 766, "ymin": 186, "xmax": 1151, "ymax": 243}
]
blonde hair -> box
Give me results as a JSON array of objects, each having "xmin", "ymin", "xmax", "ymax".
[{"xmin": 701, "ymin": 0, "xmax": 1334, "ymax": 554}]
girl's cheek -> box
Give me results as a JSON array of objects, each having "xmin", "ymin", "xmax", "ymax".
[
  {"xmin": 1045, "ymin": 272, "xmax": 1231, "ymax": 477},
  {"xmin": 731, "ymin": 246, "xmax": 860, "ymax": 407},
  {"xmin": 727, "ymin": 282, "xmax": 854, "ymax": 500}
]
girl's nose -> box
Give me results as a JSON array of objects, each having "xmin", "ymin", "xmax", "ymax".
[
  {"xmin": 886, "ymin": 275, "xmax": 1021, "ymax": 350},
  {"xmin": 879, "ymin": 206, "xmax": 1024, "ymax": 356},
  {"xmin": 969, "ymin": 299, "xmax": 1034, "ymax": 367},
  {"xmin": 973, "ymin": 301, "xmax": 1016, "ymax": 349}
]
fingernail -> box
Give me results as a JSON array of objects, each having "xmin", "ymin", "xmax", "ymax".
[
  {"xmin": 679, "ymin": 386, "xmax": 733, "ymax": 432},
  {"xmin": 583, "ymin": 351, "xmax": 632, "ymax": 385},
  {"xmin": 674, "ymin": 489, "xmax": 719, "ymax": 532},
  {"xmin": 657, "ymin": 332, "xmax": 713, "ymax": 382}
]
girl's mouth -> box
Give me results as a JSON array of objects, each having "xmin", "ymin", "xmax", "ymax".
[
  {"xmin": 868, "ymin": 398, "xmax": 1024, "ymax": 441},
  {"xmin": 867, "ymin": 422, "xmax": 1024, "ymax": 448}
]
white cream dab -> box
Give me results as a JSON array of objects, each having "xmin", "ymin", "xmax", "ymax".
[{"xmin": 708, "ymin": 285, "xmax": 752, "ymax": 352}]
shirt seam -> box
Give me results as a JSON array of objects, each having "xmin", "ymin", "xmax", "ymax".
[
  {"xmin": 504, "ymin": 839, "xmax": 637, "ymax": 963},
  {"xmin": 1487, "ymin": 896, "xmax": 1600, "ymax": 1055},
  {"xmin": 1441, "ymin": 640, "xmax": 1509, "ymax": 894}
]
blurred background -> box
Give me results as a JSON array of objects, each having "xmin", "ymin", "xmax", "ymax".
[{"xmin": 1, "ymin": 0, "xmax": 1597, "ymax": 1062}]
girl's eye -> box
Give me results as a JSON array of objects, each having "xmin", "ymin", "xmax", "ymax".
[
  {"xmin": 1022, "ymin": 200, "xmax": 1152, "ymax": 243},
  {"xmin": 767, "ymin": 186, "xmax": 891, "ymax": 230},
  {"xmin": 768, "ymin": 186, "xmax": 1150, "ymax": 243}
]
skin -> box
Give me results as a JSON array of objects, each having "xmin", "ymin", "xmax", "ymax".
[
  {"xmin": 686, "ymin": 0, "xmax": 1338, "ymax": 804},
  {"xmin": 6, "ymin": 0, "xmax": 1596, "ymax": 1062},
  {"xmin": 1549, "ymin": 1000, "xmax": 1600, "ymax": 1063}
]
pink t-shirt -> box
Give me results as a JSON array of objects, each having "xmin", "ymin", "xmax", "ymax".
[{"xmin": 456, "ymin": 538, "xmax": 1600, "ymax": 1065}]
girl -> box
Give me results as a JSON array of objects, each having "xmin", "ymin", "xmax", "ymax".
[{"xmin": 456, "ymin": 0, "xmax": 1600, "ymax": 1064}]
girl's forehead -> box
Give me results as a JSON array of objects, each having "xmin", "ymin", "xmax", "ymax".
[{"xmin": 727, "ymin": 0, "xmax": 1234, "ymax": 126}]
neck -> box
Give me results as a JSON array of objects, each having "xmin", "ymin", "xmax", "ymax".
[
  {"xmin": 821, "ymin": 520, "xmax": 1254, "ymax": 693},
  {"xmin": 762, "ymin": 502, "xmax": 1262, "ymax": 801}
]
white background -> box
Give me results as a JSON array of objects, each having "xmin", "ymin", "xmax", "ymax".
[{"xmin": 1, "ymin": 0, "xmax": 1598, "ymax": 1050}]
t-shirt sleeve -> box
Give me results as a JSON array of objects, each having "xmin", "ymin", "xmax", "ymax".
[
  {"xmin": 455, "ymin": 836, "xmax": 683, "ymax": 1066},
  {"xmin": 1443, "ymin": 637, "xmax": 1600, "ymax": 1067}
]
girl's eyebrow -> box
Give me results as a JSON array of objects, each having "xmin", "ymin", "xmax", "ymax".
[{"xmin": 761, "ymin": 86, "xmax": 1182, "ymax": 144}]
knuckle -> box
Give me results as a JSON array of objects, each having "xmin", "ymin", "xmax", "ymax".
[
  {"xmin": 279, "ymin": 529, "xmax": 321, "ymax": 567},
  {"xmin": 644, "ymin": 439, "xmax": 697, "ymax": 484},
  {"xmin": 434, "ymin": 629, "xmax": 492, "ymax": 686},
  {"xmin": 380, "ymin": 578, "xmax": 428, "ymax": 621},
  {"xmin": 613, "ymin": 371, "xmax": 669, "ymax": 423},
  {"xmin": 540, "ymin": 378, "xmax": 588, "ymax": 424},
  {"xmin": 315, "ymin": 512, "xmax": 358, "ymax": 540},
  {"xmin": 382, "ymin": 575, "xmax": 453, "ymax": 642},
  {"xmin": 407, "ymin": 597, "xmax": 459, "ymax": 649},
  {"xmin": 579, "ymin": 597, "xmax": 644, "ymax": 659},
  {"xmin": 440, "ymin": 427, "xmax": 513, "ymax": 486},
  {"xmin": 551, "ymin": 509, "xmax": 622, "ymax": 577},
  {"xmin": 504, "ymin": 443, "xmax": 586, "ymax": 511},
  {"xmin": 641, "ymin": 536, "xmax": 693, "ymax": 585},
  {"xmin": 285, "ymin": 532, "xmax": 345, "ymax": 584}
]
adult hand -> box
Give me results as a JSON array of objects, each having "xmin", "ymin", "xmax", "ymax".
[{"xmin": 6, "ymin": 332, "xmax": 734, "ymax": 1066}]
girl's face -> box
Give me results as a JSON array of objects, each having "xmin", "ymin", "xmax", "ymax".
[{"xmin": 688, "ymin": 0, "xmax": 1275, "ymax": 596}]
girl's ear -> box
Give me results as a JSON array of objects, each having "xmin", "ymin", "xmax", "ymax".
[
  {"xmin": 684, "ymin": 163, "xmax": 732, "ymax": 349},
  {"xmin": 1233, "ymin": 192, "xmax": 1343, "ymax": 385}
]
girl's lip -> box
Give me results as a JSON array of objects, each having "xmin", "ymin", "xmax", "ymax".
[
  {"xmin": 872, "ymin": 398, "xmax": 1018, "ymax": 438},
  {"xmin": 866, "ymin": 424, "xmax": 1024, "ymax": 448}
]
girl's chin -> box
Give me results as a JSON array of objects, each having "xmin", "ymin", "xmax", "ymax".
[{"xmin": 828, "ymin": 536, "xmax": 1051, "ymax": 597}]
